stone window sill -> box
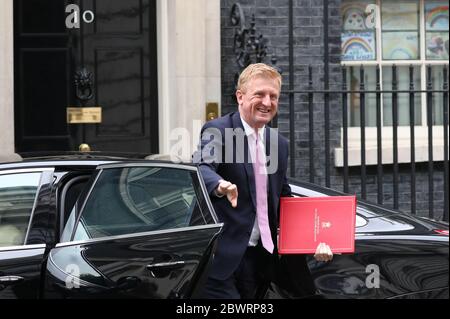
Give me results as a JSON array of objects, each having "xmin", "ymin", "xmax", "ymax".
[{"xmin": 334, "ymin": 142, "xmax": 446, "ymax": 167}]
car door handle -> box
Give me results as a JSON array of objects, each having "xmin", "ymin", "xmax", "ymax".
[
  {"xmin": 146, "ymin": 261, "xmax": 186, "ymax": 270},
  {"xmin": 146, "ymin": 261, "xmax": 186, "ymax": 278},
  {"xmin": 0, "ymin": 276, "xmax": 25, "ymax": 284}
]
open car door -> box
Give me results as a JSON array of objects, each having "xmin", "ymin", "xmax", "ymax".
[
  {"xmin": 43, "ymin": 163, "xmax": 222, "ymax": 298},
  {"xmin": 0, "ymin": 168, "xmax": 54, "ymax": 299}
]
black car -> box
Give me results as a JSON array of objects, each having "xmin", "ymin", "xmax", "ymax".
[
  {"xmin": 0, "ymin": 154, "xmax": 448, "ymax": 299},
  {"xmin": 269, "ymin": 182, "xmax": 449, "ymax": 299}
]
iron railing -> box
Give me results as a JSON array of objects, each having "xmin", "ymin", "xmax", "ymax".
[{"xmin": 281, "ymin": 64, "xmax": 449, "ymax": 222}]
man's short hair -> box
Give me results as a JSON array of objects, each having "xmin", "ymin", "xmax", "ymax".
[{"xmin": 237, "ymin": 63, "xmax": 282, "ymax": 92}]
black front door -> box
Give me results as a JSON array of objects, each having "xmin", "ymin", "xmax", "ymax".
[{"xmin": 14, "ymin": 0, "xmax": 159, "ymax": 154}]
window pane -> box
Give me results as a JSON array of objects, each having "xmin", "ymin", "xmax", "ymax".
[
  {"xmin": 382, "ymin": 32, "xmax": 419, "ymax": 60},
  {"xmin": 382, "ymin": 2, "xmax": 419, "ymax": 31},
  {"xmin": 346, "ymin": 66, "xmax": 377, "ymax": 127},
  {"xmin": 431, "ymin": 66, "xmax": 447, "ymax": 125},
  {"xmin": 341, "ymin": 0, "xmax": 377, "ymax": 61},
  {"xmin": 383, "ymin": 66, "xmax": 422, "ymax": 126},
  {"xmin": 342, "ymin": 31, "xmax": 376, "ymax": 61},
  {"xmin": 425, "ymin": 1, "xmax": 449, "ymax": 31},
  {"xmin": 342, "ymin": 0, "xmax": 375, "ymax": 31},
  {"xmin": 74, "ymin": 167, "xmax": 205, "ymax": 240},
  {"xmin": 426, "ymin": 32, "xmax": 449, "ymax": 60},
  {"xmin": 425, "ymin": 1, "xmax": 449, "ymax": 60},
  {"xmin": 0, "ymin": 173, "xmax": 41, "ymax": 247},
  {"xmin": 381, "ymin": 1, "xmax": 419, "ymax": 60}
]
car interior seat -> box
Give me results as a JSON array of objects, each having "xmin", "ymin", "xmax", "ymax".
[{"xmin": 0, "ymin": 224, "xmax": 25, "ymax": 247}]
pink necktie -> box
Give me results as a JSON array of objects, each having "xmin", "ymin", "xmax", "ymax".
[{"xmin": 253, "ymin": 132, "xmax": 274, "ymax": 254}]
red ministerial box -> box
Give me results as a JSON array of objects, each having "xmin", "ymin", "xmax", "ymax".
[{"xmin": 279, "ymin": 196, "xmax": 357, "ymax": 254}]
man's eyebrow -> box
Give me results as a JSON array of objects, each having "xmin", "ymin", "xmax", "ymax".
[
  {"xmin": 253, "ymin": 89, "xmax": 277, "ymax": 94},
  {"xmin": 251, "ymin": 90, "xmax": 264, "ymax": 95}
]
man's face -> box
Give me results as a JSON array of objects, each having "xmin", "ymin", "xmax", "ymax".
[{"xmin": 236, "ymin": 76, "xmax": 280, "ymax": 129}]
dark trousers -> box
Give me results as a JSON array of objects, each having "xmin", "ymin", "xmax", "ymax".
[{"xmin": 201, "ymin": 244, "xmax": 275, "ymax": 299}]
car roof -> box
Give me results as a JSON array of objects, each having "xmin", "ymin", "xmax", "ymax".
[{"xmin": 0, "ymin": 153, "xmax": 194, "ymax": 171}]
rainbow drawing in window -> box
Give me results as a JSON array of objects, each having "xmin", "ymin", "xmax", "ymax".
[
  {"xmin": 426, "ymin": 3, "xmax": 449, "ymax": 31},
  {"xmin": 342, "ymin": 31, "xmax": 376, "ymax": 61},
  {"xmin": 382, "ymin": 32, "xmax": 419, "ymax": 60}
]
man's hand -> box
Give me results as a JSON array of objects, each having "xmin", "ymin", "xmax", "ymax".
[
  {"xmin": 216, "ymin": 180, "xmax": 238, "ymax": 208},
  {"xmin": 313, "ymin": 243, "xmax": 333, "ymax": 262}
]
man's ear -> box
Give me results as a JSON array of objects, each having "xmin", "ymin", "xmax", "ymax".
[{"xmin": 236, "ymin": 90, "xmax": 243, "ymax": 105}]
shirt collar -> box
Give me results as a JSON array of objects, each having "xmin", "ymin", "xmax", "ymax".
[{"xmin": 240, "ymin": 115, "xmax": 265, "ymax": 141}]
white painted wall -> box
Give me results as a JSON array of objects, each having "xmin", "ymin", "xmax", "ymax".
[
  {"xmin": 157, "ymin": 0, "xmax": 221, "ymax": 158},
  {"xmin": 0, "ymin": 0, "xmax": 15, "ymax": 156}
]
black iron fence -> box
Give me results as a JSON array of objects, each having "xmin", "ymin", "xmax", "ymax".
[{"xmin": 279, "ymin": 64, "xmax": 449, "ymax": 222}]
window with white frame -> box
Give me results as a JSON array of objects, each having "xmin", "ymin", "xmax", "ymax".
[{"xmin": 335, "ymin": 0, "xmax": 449, "ymax": 167}]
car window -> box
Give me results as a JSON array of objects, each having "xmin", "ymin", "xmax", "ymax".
[
  {"xmin": 72, "ymin": 167, "xmax": 206, "ymax": 240},
  {"xmin": 355, "ymin": 215, "xmax": 368, "ymax": 228},
  {"xmin": 59, "ymin": 175, "xmax": 91, "ymax": 234},
  {"xmin": 0, "ymin": 172, "xmax": 41, "ymax": 247}
]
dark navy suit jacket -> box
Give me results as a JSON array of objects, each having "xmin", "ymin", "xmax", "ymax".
[{"xmin": 193, "ymin": 112, "xmax": 291, "ymax": 280}]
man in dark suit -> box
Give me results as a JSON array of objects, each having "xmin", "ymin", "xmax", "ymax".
[{"xmin": 193, "ymin": 63, "xmax": 332, "ymax": 299}]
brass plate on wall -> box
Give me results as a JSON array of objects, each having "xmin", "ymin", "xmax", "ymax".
[
  {"xmin": 206, "ymin": 103, "xmax": 219, "ymax": 122},
  {"xmin": 67, "ymin": 107, "xmax": 102, "ymax": 124}
]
